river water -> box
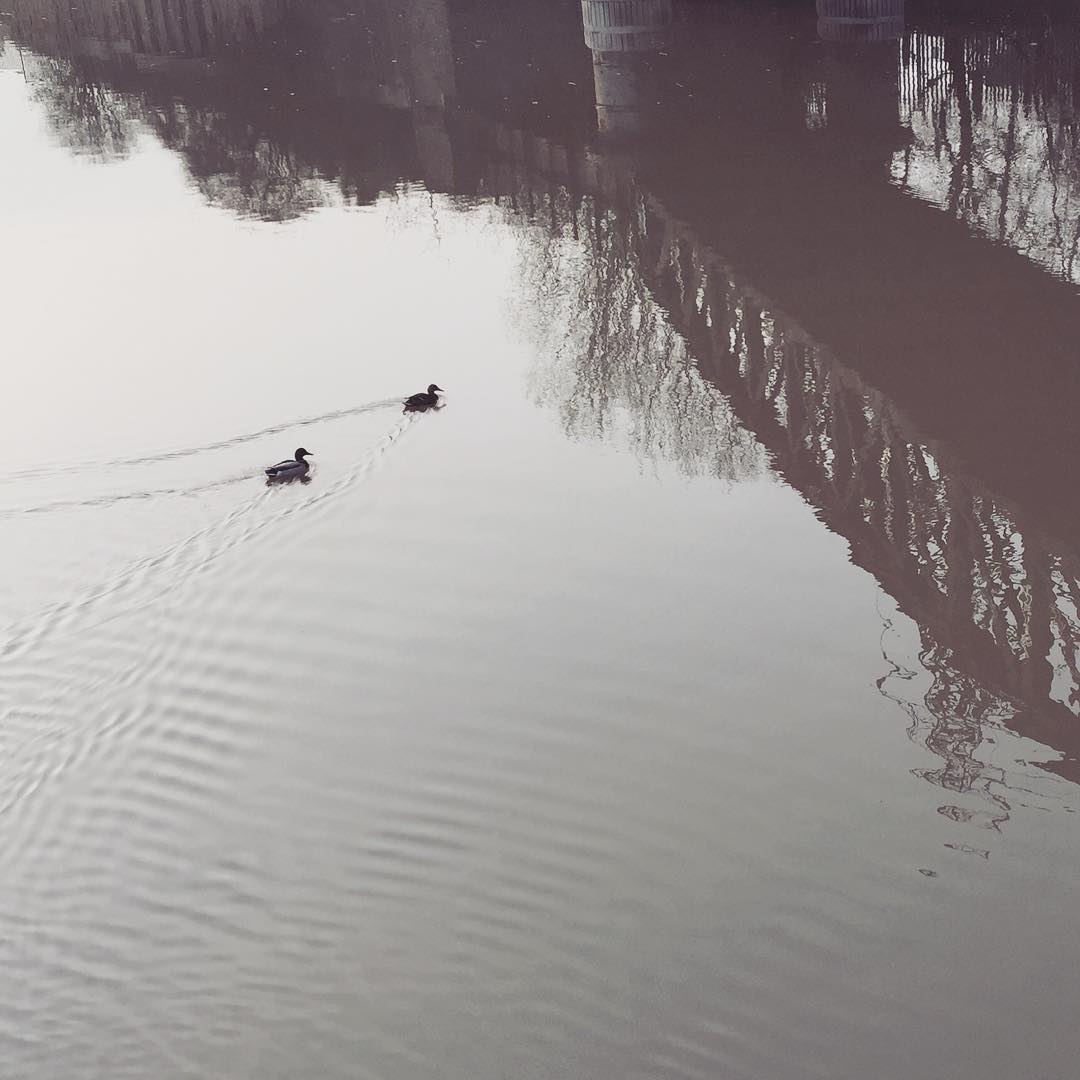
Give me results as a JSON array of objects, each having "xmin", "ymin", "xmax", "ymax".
[{"xmin": 1, "ymin": 1, "xmax": 1079, "ymax": 1077}]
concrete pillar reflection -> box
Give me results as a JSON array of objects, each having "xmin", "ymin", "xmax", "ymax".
[
  {"xmin": 402, "ymin": 0, "xmax": 456, "ymax": 192},
  {"xmin": 403, "ymin": 0, "xmax": 455, "ymax": 109},
  {"xmin": 581, "ymin": 0, "xmax": 673, "ymax": 138},
  {"xmin": 413, "ymin": 107, "xmax": 455, "ymax": 191},
  {"xmin": 809, "ymin": 0, "xmax": 904, "ymax": 169},
  {"xmin": 816, "ymin": 0, "xmax": 904, "ymax": 45}
]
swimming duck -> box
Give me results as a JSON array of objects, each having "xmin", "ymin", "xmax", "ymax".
[
  {"xmin": 265, "ymin": 447, "xmax": 313, "ymax": 481},
  {"xmin": 404, "ymin": 384, "xmax": 444, "ymax": 409}
]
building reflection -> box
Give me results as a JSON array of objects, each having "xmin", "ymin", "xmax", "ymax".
[
  {"xmin": 581, "ymin": 0, "xmax": 672, "ymax": 137},
  {"xmin": 6, "ymin": 0, "xmax": 1080, "ymax": 819}
]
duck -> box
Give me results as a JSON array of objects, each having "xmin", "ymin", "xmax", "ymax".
[
  {"xmin": 265, "ymin": 447, "xmax": 313, "ymax": 481},
  {"xmin": 404, "ymin": 384, "xmax": 444, "ymax": 409}
]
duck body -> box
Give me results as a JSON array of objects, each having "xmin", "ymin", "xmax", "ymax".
[
  {"xmin": 404, "ymin": 383, "xmax": 444, "ymax": 410},
  {"xmin": 265, "ymin": 447, "xmax": 313, "ymax": 481}
]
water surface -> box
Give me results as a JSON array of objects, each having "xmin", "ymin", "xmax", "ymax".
[{"xmin": 2, "ymin": 2, "xmax": 1080, "ymax": 1078}]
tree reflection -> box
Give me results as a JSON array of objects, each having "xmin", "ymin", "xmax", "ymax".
[
  {"xmin": 513, "ymin": 185, "xmax": 764, "ymax": 483},
  {"xmin": 3, "ymin": 0, "xmax": 346, "ymax": 217},
  {"xmin": 25, "ymin": 57, "xmax": 137, "ymax": 159},
  {"xmin": 476, "ymin": 117, "xmax": 1080, "ymax": 814},
  {"xmin": 898, "ymin": 22, "xmax": 1080, "ymax": 283},
  {"xmin": 144, "ymin": 101, "xmax": 337, "ymax": 220},
  {"xmin": 879, "ymin": 624, "xmax": 1017, "ymax": 832}
]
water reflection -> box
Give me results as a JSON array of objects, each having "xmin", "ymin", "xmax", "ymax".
[
  {"xmin": 29, "ymin": 55, "xmax": 137, "ymax": 158},
  {"xmin": 817, "ymin": 0, "xmax": 905, "ymax": 44},
  {"xmin": 555, "ymin": 159, "xmax": 1080, "ymax": 792},
  {"xmin": 5, "ymin": 3, "xmax": 1080, "ymax": 1077},
  {"xmin": 14, "ymin": 3, "xmax": 1080, "ymax": 800},
  {"xmin": 810, "ymin": 0, "xmax": 906, "ymax": 166},
  {"xmin": 516, "ymin": 197, "xmax": 764, "ymax": 481},
  {"xmin": 897, "ymin": 23, "xmax": 1080, "ymax": 284},
  {"xmin": 6, "ymin": 0, "xmax": 1080, "ymax": 796},
  {"xmin": 582, "ymin": 0, "xmax": 672, "ymax": 137},
  {"xmin": 3, "ymin": 0, "xmax": 285, "ymax": 59}
]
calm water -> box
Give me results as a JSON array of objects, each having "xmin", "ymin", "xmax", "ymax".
[{"xmin": 2, "ymin": 1, "xmax": 1080, "ymax": 1077}]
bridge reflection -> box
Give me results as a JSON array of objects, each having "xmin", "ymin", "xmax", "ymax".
[
  {"xmin": 491, "ymin": 130, "xmax": 1080, "ymax": 812},
  {"xmin": 582, "ymin": 0, "xmax": 672, "ymax": 137},
  {"xmin": 5, "ymin": 0, "xmax": 1080, "ymax": 809}
]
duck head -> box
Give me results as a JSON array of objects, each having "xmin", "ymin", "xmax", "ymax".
[
  {"xmin": 428, "ymin": 384, "xmax": 443, "ymax": 395},
  {"xmin": 295, "ymin": 448, "xmax": 313, "ymax": 461}
]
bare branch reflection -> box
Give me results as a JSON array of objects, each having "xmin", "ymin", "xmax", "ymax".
[
  {"xmin": 513, "ymin": 188, "xmax": 764, "ymax": 482},
  {"xmin": 26, "ymin": 57, "xmax": 137, "ymax": 159}
]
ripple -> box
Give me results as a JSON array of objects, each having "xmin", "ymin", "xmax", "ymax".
[
  {"xmin": 1, "ymin": 398, "xmax": 403, "ymax": 486},
  {"xmin": 0, "ymin": 411, "xmax": 418, "ymax": 663}
]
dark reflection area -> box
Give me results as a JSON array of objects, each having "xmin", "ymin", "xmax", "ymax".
[
  {"xmin": 2, "ymin": 0, "xmax": 431, "ymax": 216},
  {"xmin": 7, "ymin": 0, "xmax": 1080, "ymax": 818},
  {"xmin": 520, "ymin": 151, "xmax": 1080, "ymax": 829}
]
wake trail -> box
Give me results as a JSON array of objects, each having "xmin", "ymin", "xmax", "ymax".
[
  {"xmin": 2, "ymin": 398, "xmax": 402, "ymax": 485},
  {"xmin": 0, "ymin": 473, "xmax": 254, "ymax": 519},
  {"xmin": 0, "ymin": 413, "xmax": 419, "ymax": 666}
]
